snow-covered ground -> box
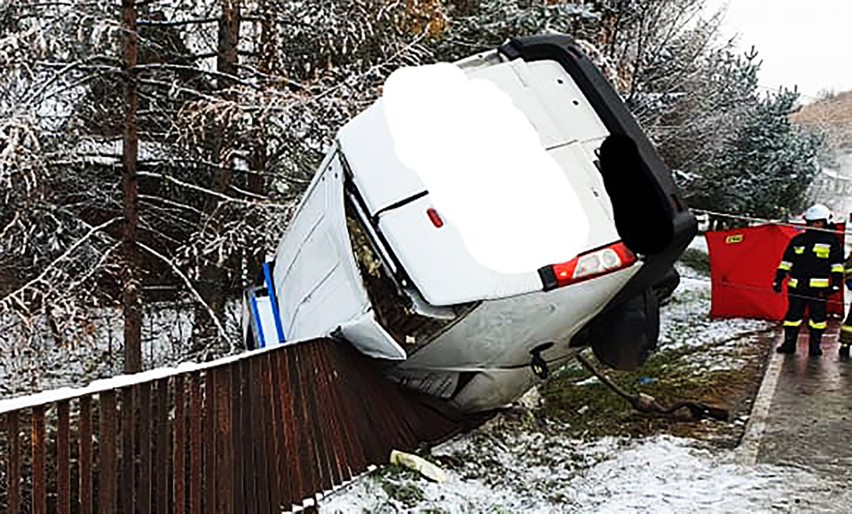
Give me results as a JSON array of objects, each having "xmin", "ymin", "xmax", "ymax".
[
  {"xmin": 667, "ymin": 239, "xmax": 772, "ymax": 373},
  {"xmin": 322, "ymin": 432, "xmax": 843, "ymax": 513},
  {"xmin": 318, "ymin": 235, "xmax": 845, "ymax": 513}
]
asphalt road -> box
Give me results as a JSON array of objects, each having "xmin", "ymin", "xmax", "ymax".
[{"xmin": 739, "ymin": 321, "xmax": 852, "ymax": 510}]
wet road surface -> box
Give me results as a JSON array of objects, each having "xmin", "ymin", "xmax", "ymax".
[{"xmin": 751, "ymin": 322, "xmax": 852, "ymax": 509}]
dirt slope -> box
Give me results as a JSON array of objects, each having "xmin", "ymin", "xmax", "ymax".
[{"xmin": 792, "ymin": 91, "xmax": 852, "ymax": 149}]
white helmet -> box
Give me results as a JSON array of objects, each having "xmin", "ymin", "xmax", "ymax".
[{"xmin": 804, "ymin": 203, "xmax": 832, "ymax": 222}]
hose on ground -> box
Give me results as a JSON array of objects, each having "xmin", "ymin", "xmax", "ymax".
[{"xmin": 575, "ymin": 351, "xmax": 729, "ymax": 422}]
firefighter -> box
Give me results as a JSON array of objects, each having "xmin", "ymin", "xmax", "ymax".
[
  {"xmin": 773, "ymin": 204, "xmax": 844, "ymax": 356},
  {"xmin": 840, "ymin": 251, "xmax": 852, "ymax": 359}
]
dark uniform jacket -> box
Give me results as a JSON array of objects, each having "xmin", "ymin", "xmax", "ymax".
[
  {"xmin": 775, "ymin": 228, "xmax": 844, "ymax": 291},
  {"xmin": 846, "ymin": 252, "xmax": 852, "ymax": 288}
]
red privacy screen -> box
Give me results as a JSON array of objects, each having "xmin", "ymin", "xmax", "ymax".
[{"xmin": 706, "ymin": 223, "xmax": 846, "ymax": 320}]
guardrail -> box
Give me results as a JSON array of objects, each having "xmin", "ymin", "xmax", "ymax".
[{"xmin": 0, "ymin": 338, "xmax": 473, "ymax": 513}]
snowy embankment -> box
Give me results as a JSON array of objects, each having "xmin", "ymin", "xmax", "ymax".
[
  {"xmin": 319, "ymin": 235, "xmax": 841, "ymax": 513},
  {"xmin": 322, "ymin": 431, "xmax": 836, "ymax": 513}
]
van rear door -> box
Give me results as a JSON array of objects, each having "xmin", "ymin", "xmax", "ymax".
[
  {"xmin": 270, "ymin": 152, "xmax": 406, "ymax": 360},
  {"xmin": 337, "ymin": 60, "xmax": 623, "ymax": 306}
]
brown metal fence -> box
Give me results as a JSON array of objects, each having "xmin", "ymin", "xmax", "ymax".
[{"xmin": 0, "ymin": 338, "xmax": 475, "ymax": 513}]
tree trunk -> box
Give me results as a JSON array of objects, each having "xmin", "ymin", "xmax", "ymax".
[
  {"xmin": 248, "ymin": 2, "xmax": 271, "ymax": 242},
  {"xmin": 122, "ymin": 0, "xmax": 142, "ymax": 373},
  {"xmin": 190, "ymin": 0, "xmax": 241, "ymax": 352},
  {"xmin": 217, "ymin": 0, "xmax": 240, "ymax": 83}
]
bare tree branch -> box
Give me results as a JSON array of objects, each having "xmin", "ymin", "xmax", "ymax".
[
  {"xmin": 137, "ymin": 241, "xmax": 228, "ymax": 343},
  {"xmin": 0, "ymin": 217, "xmax": 120, "ymax": 311}
]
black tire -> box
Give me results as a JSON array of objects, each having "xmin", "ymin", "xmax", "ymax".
[
  {"xmin": 653, "ymin": 266, "xmax": 681, "ymax": 305},
  {"xmin": 590, "ymin": 288, "xmax": 659, "ymax": 371}
]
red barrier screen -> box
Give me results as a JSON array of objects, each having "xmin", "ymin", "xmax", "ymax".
[{"xmin": 707, "ymin": 223, "xmax": 846, "ymax": 320}]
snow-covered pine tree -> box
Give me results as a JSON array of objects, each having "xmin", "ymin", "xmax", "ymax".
[{"xmin": 701, "ymin": 88, "xmax": 823, "ymax": 219}]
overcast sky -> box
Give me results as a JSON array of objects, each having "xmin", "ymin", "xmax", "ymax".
[{"xmin": 706, "ymin": 0, "xmax": 852, "ymax": 101}]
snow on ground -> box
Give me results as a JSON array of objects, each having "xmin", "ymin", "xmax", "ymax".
[
  {"xmin": 666, "ymin": 233, "xmax": 774, "ymax": 372},
  {"xmin": 319, "ymin": 235, "xmax": 807, "ymax": 513},
  {"xmin": 687, "ymin": 232, "xmax": 709, "ymax": 254},
  {"xmin": 321, "ymin": 428, "xmax": 843, "ymax": 513},
  {"xmin": 661, "ymin": 270, "xmax": 772, "ymax": 374}
]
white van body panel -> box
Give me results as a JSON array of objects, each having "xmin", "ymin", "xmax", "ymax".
[
  {"xmin": 464, "ymin": 59, "xmax": 609, "ymax": 147},
  {"xmin": 338, "ymin": 314, "xmax": 407, "ymax": 360},
  {"xmin": 402, "ymin": 266, "xmax": 638, "ymax": 369},
  {"xmin": 271, "ymin": 155, "xmax": 406, "ymax": 360},
  {"xmin": 386, "ymin": 266, "xmax": 640, "ymax": 405},
  {"xmin": 337, "ymin": 102, "xmax": 425, "ymax": 215},
  {"xmin": 339, "ymin": 99, "xmax": 564, "ymax": 306},
  {"xmin": 377, "ymin": 195, "xmax": 543, "ymax": 305}
]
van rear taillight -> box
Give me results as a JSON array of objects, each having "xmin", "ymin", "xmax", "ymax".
[
  {"xmin": 427, "ymin": 208, "xmax": 444, "ymax": 228},
  {"xmin": 539, "ymin": 242, "xmax": 636, "ymax": 291}
]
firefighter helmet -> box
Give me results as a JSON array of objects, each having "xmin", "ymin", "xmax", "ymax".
[{"xmin": 804, "ymin": 203, "xmax": 832, "ymax": 222}]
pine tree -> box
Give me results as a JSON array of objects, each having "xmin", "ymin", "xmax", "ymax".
[{"xmin": 691, "ymin": 88, "xmax": 823, "ymax": 219}]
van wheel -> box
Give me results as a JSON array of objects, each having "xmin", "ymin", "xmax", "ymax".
[
  {"xmin": 589, "ymin": 289, "xmax": 659, "ymax": 370},
  {"xmin": 653, "ymin": 266, "xmax": 681, "ymax": 305}
]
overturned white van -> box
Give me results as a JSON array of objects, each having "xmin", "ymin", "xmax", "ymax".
[{"xmin": 243, "ymin": 34, "xmax": 696, "ymax": 412}]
